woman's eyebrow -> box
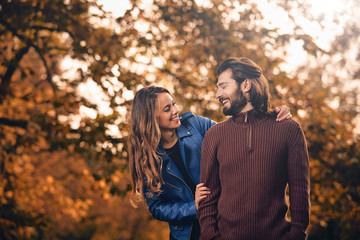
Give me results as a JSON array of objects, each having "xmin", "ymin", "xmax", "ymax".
[{"xmin": 162, "ymin": 104, "xmax": 171, "ymax": 110}]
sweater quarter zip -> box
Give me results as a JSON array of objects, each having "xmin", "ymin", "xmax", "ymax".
[{"xmin": 245, "ymin": 112, "xmax": 254, "ymax": 152}]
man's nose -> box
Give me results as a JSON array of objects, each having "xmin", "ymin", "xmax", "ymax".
[{"xmin": 216, "ymin": 89, "xmax": 222, "ymax": 99}]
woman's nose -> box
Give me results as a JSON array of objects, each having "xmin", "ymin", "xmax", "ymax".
[{"xmin": 172, "ymin": 104, "xmax": 179, "ymax": 114}]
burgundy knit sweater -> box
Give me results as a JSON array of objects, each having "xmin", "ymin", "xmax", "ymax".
[{"xmin": 198, "ymin": 110, "xmax": 310, "ymax": 240}]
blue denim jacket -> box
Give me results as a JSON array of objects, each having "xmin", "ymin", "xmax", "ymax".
[{"xmin": 145, "ymin": 112, "xmax": 216, "ymax": 240}]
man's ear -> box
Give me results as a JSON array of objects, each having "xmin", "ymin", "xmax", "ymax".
[{"xmin": 242, "ymin": 79, "xmax": 251, "ymax": 93}]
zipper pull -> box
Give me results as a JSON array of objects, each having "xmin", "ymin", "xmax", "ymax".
[{"xmin": 245, "ymin": 112, "xmax": 248, "ymax": 123}]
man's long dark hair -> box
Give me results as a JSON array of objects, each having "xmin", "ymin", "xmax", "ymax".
[{"xmin": 217, "ymin": 57, "xmax": 274, "ymax": 117}]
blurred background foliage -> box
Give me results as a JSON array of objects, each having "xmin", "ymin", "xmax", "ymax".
[{"xmin": 0, "ymin": 0, "xmax": 359, "ymax": 239}]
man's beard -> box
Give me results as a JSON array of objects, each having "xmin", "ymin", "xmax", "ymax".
[{"xmin": 223, "ymin": 88, "xmax": 248, "ymax": 116}]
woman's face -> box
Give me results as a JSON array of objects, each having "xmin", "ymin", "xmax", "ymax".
[{"xmin": 156, "ymin": 92, "xmax": 181, "ymax": 130}]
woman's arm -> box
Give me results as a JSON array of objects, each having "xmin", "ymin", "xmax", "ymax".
[{"xmin": 145, "ymin": 187, "xmax": 198, "ymax": 222}]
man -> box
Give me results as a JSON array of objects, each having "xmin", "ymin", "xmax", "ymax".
[{"xmin": 198, "ymin": 57, "xmax": 310, "ymax": 240}]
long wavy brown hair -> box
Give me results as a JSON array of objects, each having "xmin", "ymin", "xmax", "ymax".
[{"xmin": 128, "ymin": 86, "xmax": 169, "ymax": 207}]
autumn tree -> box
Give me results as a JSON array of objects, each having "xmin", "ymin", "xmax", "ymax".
[
  {"xmin": 0, "ymin": 0, "xmax": 165, "ymax": 239},
  {"xmin": 265, "ymin": 1, "xmax": 360, "ymax": 238},
  {"xmin": 0, "ymin": 0, "xmax": 359, "ymax": 239}
]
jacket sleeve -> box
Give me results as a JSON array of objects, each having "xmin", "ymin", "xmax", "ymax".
[
  {"xmin": 144, "ymin": 187, "xmax": 197, "ymax": 222},
  {"xmin": 194, "ymin": 115, "xmax": 217, "ymax": 136},
  {"xmin": 287, "ymin": 122, "xmax": 310, "ymax": 240},
  {"xmin": 198, "ymin": 130, "xmax": 222, "ymax": 240}
]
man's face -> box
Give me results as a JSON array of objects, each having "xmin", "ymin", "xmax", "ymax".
[{"xmin": 216, "ymin": 69, "xmax": 247, "ymax": 116}]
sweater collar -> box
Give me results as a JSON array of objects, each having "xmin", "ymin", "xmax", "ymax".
[{"xmin": 232, "ymin": 109, "xmax": 267, "ymax": 125}]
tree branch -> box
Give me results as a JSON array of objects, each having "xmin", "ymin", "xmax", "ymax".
[
  {"xmin": 32, "ymin": 44, "xmax": 58, "ymax": 93},
  {"xmin": 0, "ymin": 13, "xmax": 57, "ymax": 98},
  {"xmin": 0, "ymin": 45, "xmax": 30, "ymax": 100},
  {"xmin": 0, "ymin": 118, "xmax": 28, "ymax": 129}
]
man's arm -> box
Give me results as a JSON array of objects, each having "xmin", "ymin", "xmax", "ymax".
[
  {"xmin": 198, "ymin": 131, "xmax": 222, "ymax": 240},
  {"xmin": 287, "ymin": 122, "xmax": 311, "ymax": 240}
]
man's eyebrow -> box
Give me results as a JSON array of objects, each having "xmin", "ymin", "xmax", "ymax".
[{"xmin": 216, "ymin": 82, "xmax": 228, "ymax": 88}]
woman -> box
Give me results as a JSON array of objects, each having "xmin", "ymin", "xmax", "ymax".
[{"xmin": 128, "ymin": 86, "xmax": 291, "ymax": 240}]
